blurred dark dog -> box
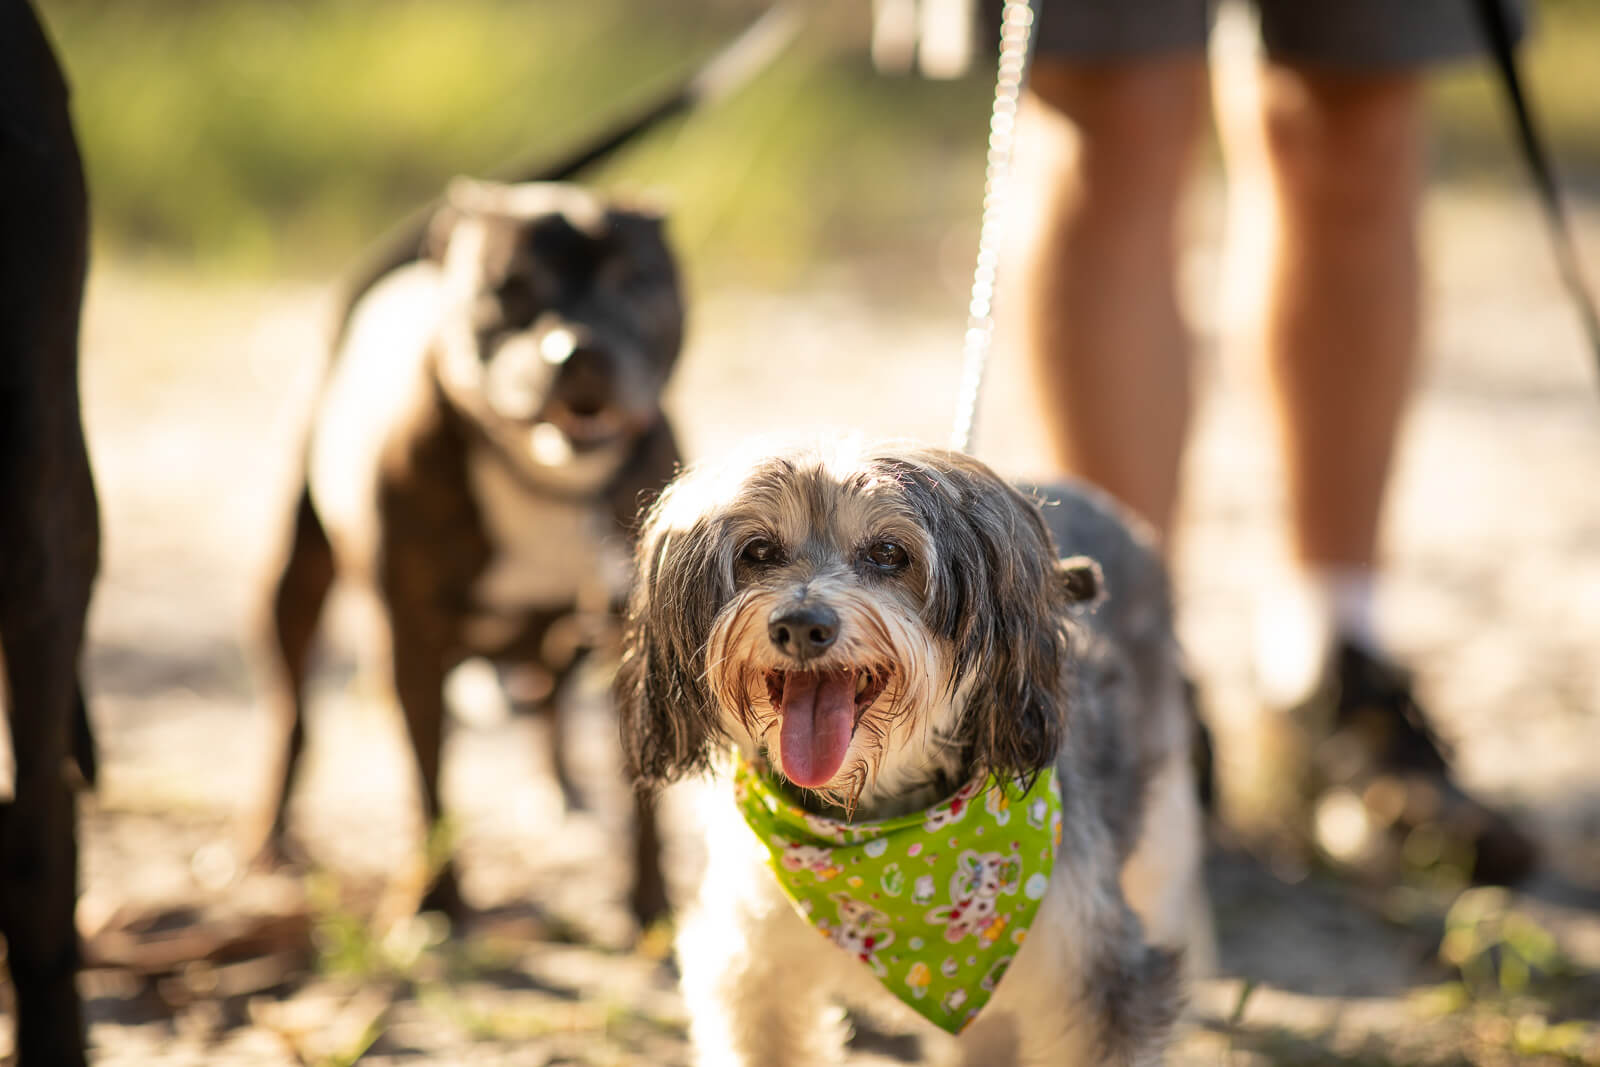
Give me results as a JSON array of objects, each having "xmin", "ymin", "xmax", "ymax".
[
  {"xmin": 248, "ymin": 178, "xmax": 684, "ymax": 926},
  {"xmin": 0, "ymin": 3, "xmax": 100, "ymax": 1063}
]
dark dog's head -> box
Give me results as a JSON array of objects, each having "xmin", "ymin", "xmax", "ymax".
[
  {"xmin": 427, "ymin": 179, "xmax": 682, "ymax": 483},
  {"xmin": 616, "ymin": 439, "xmax": 1101, "ymax": 809}
]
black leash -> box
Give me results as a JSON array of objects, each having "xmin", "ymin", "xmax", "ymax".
[
  {"xmin": 1473, "ymin": 0, "xmax": 1600, "ymax": 380},
  {"xmin": 490, "ymin": 3, "xmax": 801, "ymax": 188},
  {"xmin": 333, "ymin": 4, "xmax": 800, "ymax": 335}
]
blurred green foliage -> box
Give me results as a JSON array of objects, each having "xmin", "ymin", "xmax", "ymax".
[
  {"xmin": 39, "ymin": 0, "xmax": 992, "ymax": 286},
  {"xmin": 34, "ymin": 0, "xmax": 1600, "ymax": 283}
]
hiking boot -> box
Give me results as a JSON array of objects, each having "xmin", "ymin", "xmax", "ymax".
[{"xmin": 1249, "ymin": 641, "xmax": 1538, "ymax": 887}]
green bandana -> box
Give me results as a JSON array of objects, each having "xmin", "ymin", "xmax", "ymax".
[{"xmin": 733, "ymin": 755, "xmax": 1063, "ymax": 1034}]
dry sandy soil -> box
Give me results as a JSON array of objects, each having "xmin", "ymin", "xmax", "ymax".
[{"xmin": 5, "ymin": 183, "xmax": 1598, "ymax": 1064}]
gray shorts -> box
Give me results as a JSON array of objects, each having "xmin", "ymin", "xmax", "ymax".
[{"xmin": 997, "ymin": 0, "xmax": 1525, "ymax": 70}]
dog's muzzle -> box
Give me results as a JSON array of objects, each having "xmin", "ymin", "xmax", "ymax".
[{"xmin": 544, "ymin": 344, "xmax": 616, "ymax": 436}]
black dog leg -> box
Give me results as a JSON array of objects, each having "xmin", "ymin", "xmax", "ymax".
[
  {"xmin": 388, "ymin": 620, "xmax": 467, "ymax": 921},
  {"xmin": 628, "ymin": 787, "xmax": 669, "ymax": 928},
  {"xmin": 1, "ymin": 3, "xmax": 98, "ymax": 1054},
  {"xmin": 0, "ymin": 605, "xmax": 92, "ymax": 1067}
]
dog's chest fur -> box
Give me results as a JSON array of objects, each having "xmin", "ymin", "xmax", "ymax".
[{"xmin": 464, "ymin": 446, "xmax": 631, "ymax": 618}]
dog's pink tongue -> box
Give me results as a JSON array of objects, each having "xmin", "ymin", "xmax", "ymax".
[{"xmin": 777, "ymin": 670, "xmax": 856, "ymax": 789}]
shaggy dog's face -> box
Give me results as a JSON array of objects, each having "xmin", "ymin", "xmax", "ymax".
[
  {"xmin": 702, "ymin": 452, "xmax": 947, "ymax": 802},
  {"xmin": 618, "ymin": 441, "xmax": 1097, "ymax": 809}
]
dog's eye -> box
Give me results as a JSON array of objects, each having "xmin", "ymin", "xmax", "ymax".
[
  {"xmin": 493, "ymin": 275, "xmax": 541, "ymax": 328},
  {"xmin": 740, "ymin": 538, "xmax": 782, "ymax": 566},
  {"xmin": 864, "ymin": 540, "xmax": 909, "ymax": 571}
]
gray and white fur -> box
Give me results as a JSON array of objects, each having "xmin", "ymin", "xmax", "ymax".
[{"xmin": 616, "ymin": 439, "xmax": 1212, "ymax": 1066}]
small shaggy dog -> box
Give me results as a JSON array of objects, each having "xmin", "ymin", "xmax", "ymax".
[{"xmin": 616, "ymin": 440, "xmax": 1210, "ymax": 1065}]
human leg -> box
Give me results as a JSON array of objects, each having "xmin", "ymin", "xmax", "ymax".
[
  {"xmin": 1256, "ymin": 67, "xmax": 1424, "ymax": 578},
  {"xmin": 1014, "ymin": 55, "xmax": 1210, "ymax": 540},
  {"xmin": 1219, "ymin": 34, "xmax": 1536, "ymax": 883},
  {"xmin": 1223, "ymin": 64, "xmax": 1426, "ymax": 708}
]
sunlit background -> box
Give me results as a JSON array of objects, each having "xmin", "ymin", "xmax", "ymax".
[
  {"xmin": 18, "ymin": 0, "xmax": 1600, "ymax": 1063},
  {"xmin": 42, "ymin": 0, "xmax": 1600, "ymax": 282}
]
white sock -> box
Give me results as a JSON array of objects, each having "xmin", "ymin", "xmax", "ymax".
[
  {"xmin": 1319, "ymin": 567, "xmax": 1381, "ymax": 656},
  {"xmin": 1254, "ymin": 566, "xmax": 1382, "ymax": 707}
]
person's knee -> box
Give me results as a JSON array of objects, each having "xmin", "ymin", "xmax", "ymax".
[
  {"xmin": 1260, "ymin": 68, "xmax": 1425, "ymax": 225},
  {"xmin": 1026, "ymin": 57, "xmax": 1209, "ymax": 214}
]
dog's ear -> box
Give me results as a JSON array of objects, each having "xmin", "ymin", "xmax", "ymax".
[
  {"xmin": 900, "ymin": 453, "xmax": 1069, "ymax": 781},
  {"xmin": 422, "ymin": 203, "xmax": 462, "ymax": 264},
  {"xmin": 600, "ymin": 208, "xmax": 686, "ymax": 372},
  {"xmin": 615, "ymin": 483, "xmax": 730, "ymax": 786},
  {"xmin": 1057, "ymin": 555, "xmax": 1105, "ymax": 609},
  {"xmin": 422, "ymin": 177, "xmax": 488, "ymax": 263},
  {"xmin": 426, "ymin": 177, "xmax": 524, "ymax": 266}
]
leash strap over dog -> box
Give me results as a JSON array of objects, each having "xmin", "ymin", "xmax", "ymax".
[
  {"xmin": 950, "ymin": 0, "xmax": 1036, "ymax": 456},
  {"xmin": 1472, "ymin": 0, "xmax": 1600, "ymax": 381},
  {"xmin": 335, "ymin": 4, "xmax": 801, "ymax": 337},
  {"xmin": 512, "ymin": 2, "xmax": 803, "ymax": 187}
]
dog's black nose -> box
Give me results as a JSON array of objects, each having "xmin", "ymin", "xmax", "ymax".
[
  {"xmin": 555, "ymin": 346, "xmax": 614, "ymax": 417},
  {"xmin": 768, "ymin": 604, "xmax": 839, "ymax": 662}
]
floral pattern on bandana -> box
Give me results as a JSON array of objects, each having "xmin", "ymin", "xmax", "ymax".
[{"xmin": 733, "ymin": 755, "xmax": 1061, "ymax": 1034}]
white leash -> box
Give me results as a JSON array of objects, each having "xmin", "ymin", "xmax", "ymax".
[{"xmin": 949, "ymin": 0, "xmax": 1036, "ymax": 455}]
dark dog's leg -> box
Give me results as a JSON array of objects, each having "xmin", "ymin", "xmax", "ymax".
[
  {"xmin": 1186, "ymin": 675, "xmax": 1218, "ymax": 816},
  {"xmin": 545, "ymin": 655, "xmax": 667, "ymax": 927},
  {"xmin": 388, "ymin": 618, "xmax": 465, "ymax": 920},
  {"xmin": 539, "ymin": 656, "xmax": 588, "ymax": 813},
  {"xmin": 247, "ymin": 486, "xmax": 335, "ymax": 865},
  {"xmin": 0, "ymin": 762, "xmax": 85, "ymax": 1067},
  {"xmin": 0, "ymin": 4, "xmax": 96, "ymax": 1053},
  {"xmin": 538, "ymin": 644, "xmax": 667, "ymax": 928},
  {"xmin": 0, "ymin": 763, "xmax": 85, "ymax": 1067},
  {"xmin": 71, "ymin": 680, "xmax": 96, "ymax": 788},
  {"xmin": 628, "ymin": 787, "xmax": 669, "ymax": 928},
  {"xmin": 0, "ymin": 538, "xmax": 95, "ymax": 1067}
]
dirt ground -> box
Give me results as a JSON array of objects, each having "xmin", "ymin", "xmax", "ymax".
[{"xmin": 8, "ymin": 182, "xmax": 1599, "ymax": 1064}]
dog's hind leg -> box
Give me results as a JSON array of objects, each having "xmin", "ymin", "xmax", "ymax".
[
  {"xmin": 1120, "ymin": 742, "xmax": 1217, "ymax": 980},
  {"xmin": 246, "ymin": 486, "xmax": 336, "ymax": 866}
]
